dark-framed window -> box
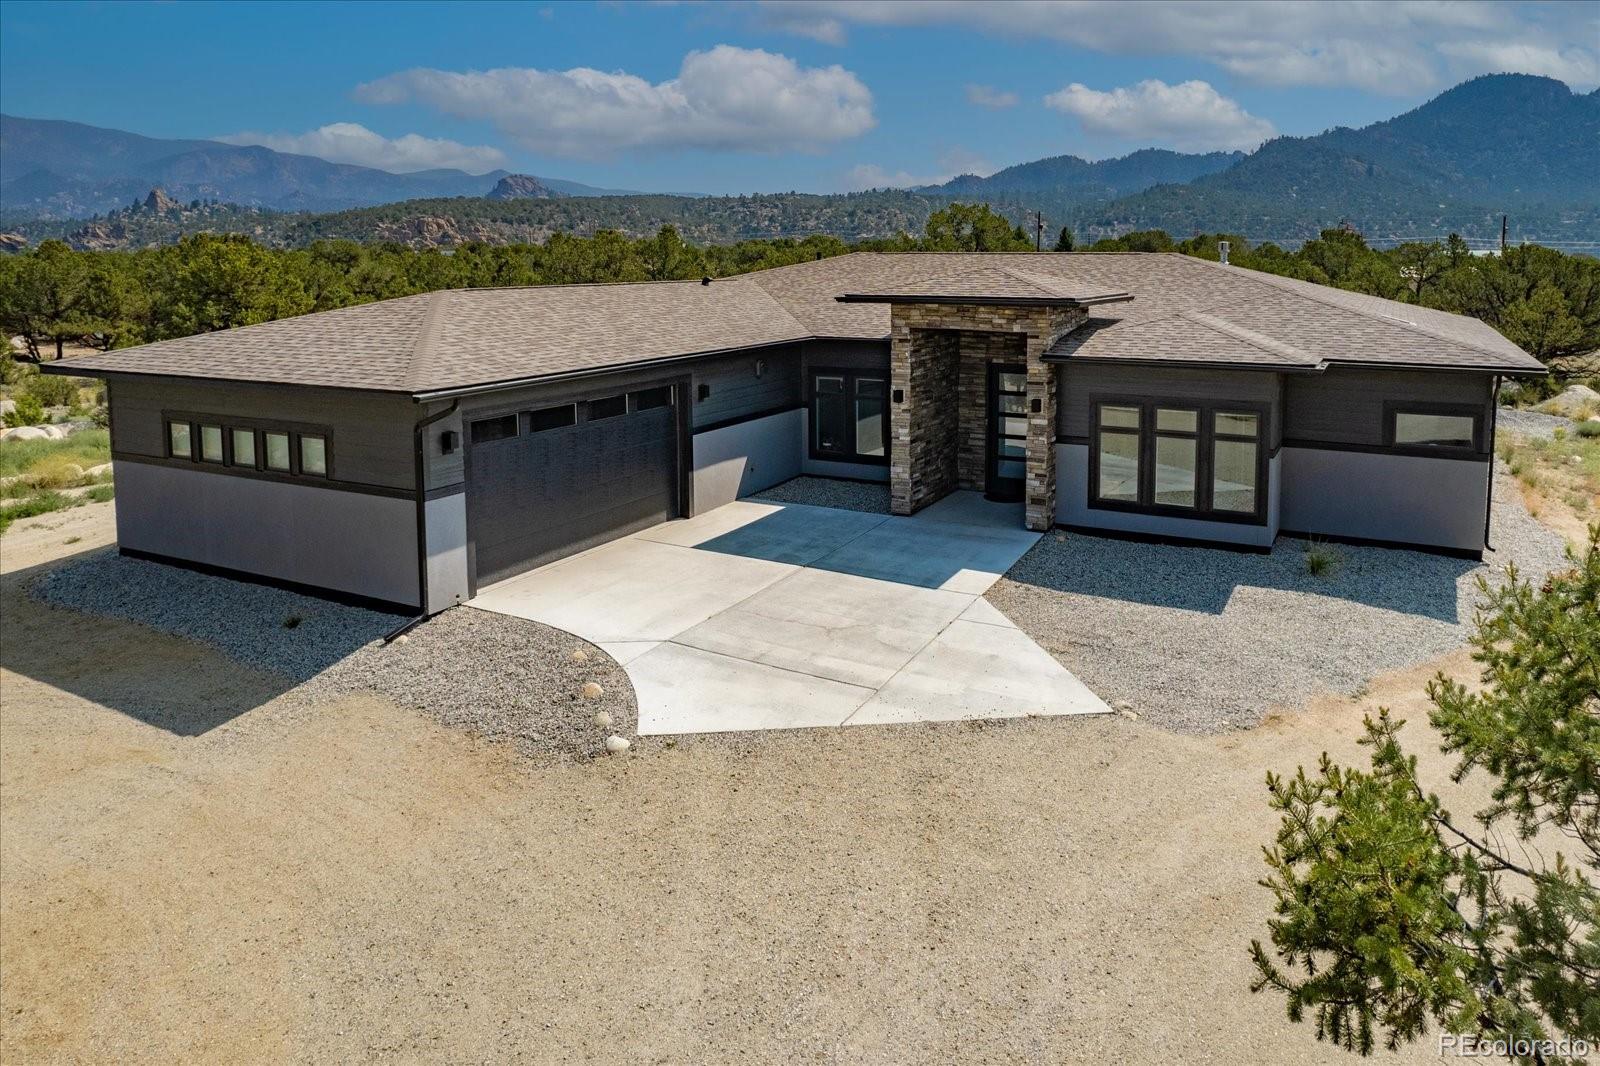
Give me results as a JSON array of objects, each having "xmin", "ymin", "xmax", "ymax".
[
  {"xmin": 298, "ymin": 434, "xmax": 328, "ymax": 477},
  {"xmin": 1090, "ymin": 399, "xmax": 1268, "ymax": 524},
  {"xmin": 199, "ymin": 424, "xmax": 225, "ymax": 464},
  {"xmin": 167, "ymin": 420, "xmax": 192, "ymax": 460},
  {"xmin": 524, "ymin": 404, "xmax": 577, "ymax": 433},
  {"xmin": 230, "ymin": 428, "xmax": 258, "ymax": 468},
  {"xmin": 810, "ymin": 368, "xmax": 888, "ymax": 464},
  {"xmin": 469, "ymin": 414, "xmax": 518, "ymax": 444},
  {"xmin": 263, "ymin": 431, "xmax": 292, "ymax": 472},
  {"xmin": 1384, "ymin": 402, "xmax": 1483, "ymax": 456},
  {"xmin": 162, "ymin": 413, "xmax": 332, "ymax": 481}
]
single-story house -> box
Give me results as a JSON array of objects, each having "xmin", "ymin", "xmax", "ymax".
[{"xmin": 47, "ymin": 251, "xmax": 1545, "ymax": 614}]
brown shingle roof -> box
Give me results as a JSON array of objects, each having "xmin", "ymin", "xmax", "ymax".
[{"xmin": 48, "ymin": 251, "xmax": 1542, "ymax": 394}]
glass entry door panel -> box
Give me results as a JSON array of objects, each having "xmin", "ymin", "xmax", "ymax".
[{"xmin": 987, "ymin": 364, "xmax": 1028, "ymax": 502}]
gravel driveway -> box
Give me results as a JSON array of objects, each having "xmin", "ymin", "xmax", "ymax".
[
  {"xmin": 984, "ymin": 473, "xmax": 1570, "ymax": 734},
  {"xmin": 32, "ymin": 552, "xmax": 634, "ymax": 759}
]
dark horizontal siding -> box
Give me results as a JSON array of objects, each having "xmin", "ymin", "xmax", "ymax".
[
  {"xmin": 109, "ymin": 377, "xmax": 419, "ymax": 490},
  {"xmin": 1058, "ymin": 363, "xmax": 1282, "ymax": 443},
  {"xmin": 690, "ymin": 344, "xmax": 803, "ymax": 430},
  {"xmin": 1283, "ymin": 368, "xmax": 1492, "ymax": 447}
]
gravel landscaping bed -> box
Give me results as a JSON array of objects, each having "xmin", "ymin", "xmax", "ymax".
[
  {"xmin": 31, "ymin": 553, "xmax": 634, "ymax": 759},
  {"xmin": 751, "ymin": 475, "xmax": 889, "ymax": 514},
  {"xmin": 1497, "ymin": 405, "xmax": 1575, "ymax": 440},
  {"xmin": 984, "ymin": 474, "xmax": 1571, "ymax": 735}
]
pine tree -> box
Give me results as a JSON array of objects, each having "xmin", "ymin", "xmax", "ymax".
[{"xmin": 1252, "ymin": 528, "xmax": 1600, "ymax": 1060}]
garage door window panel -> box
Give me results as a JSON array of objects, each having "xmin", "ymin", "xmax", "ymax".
[
  {"xmin": 470, "ymin": 415, "xmax": 518, "ymax": 444},
  {"xmin": 586, "ymin": 395, "xmax": 626, "ymax": 421}
]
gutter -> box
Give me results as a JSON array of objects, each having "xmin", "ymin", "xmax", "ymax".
[
  {"xmin": 390, "ymin": 398, "xmax": 458, "ymax": 638},
  {"xmin": 1484, "ymin": 375, "xmax": 1500, "ymax": 553}
]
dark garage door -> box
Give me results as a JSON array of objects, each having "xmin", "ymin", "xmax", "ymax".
[{"xmin": 466, "ymin": 387, "xmax": 681, "ymax": 587}]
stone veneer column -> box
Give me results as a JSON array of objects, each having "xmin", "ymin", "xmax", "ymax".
[
  {"xmin": 890, "ymin": 304, "xmax": 1086, "ymax": 523},
  {"xmin": 1024, "ymin": 308, "xmax": 1087, "ymax": 531}
]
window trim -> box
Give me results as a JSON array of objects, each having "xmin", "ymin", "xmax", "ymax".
[
  {"xmin": 808, "ymin": 366, "xmax": 890, "ymax": 466},
  {"xmin": 161, "ymin": 410, "xmax": 334, "ymax": 481},
  {"xmin": 1087, "ymin": 397, "xmax": 1270, "ymax": 526},
  {"xmin": 1382, "ymin": 400, "xmax": 1485, "ymax": 458}
]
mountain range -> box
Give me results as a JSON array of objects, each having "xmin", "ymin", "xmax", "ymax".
[
  {"xmin": 1, "ymin": 74, "xmax": 1595, "ymax": 249},
  {"xmin": 0, "ymin": 115, "xmax": 631, "ymax": 217}
]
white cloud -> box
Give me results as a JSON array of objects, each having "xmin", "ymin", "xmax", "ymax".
[
  {"xmin": 1436, "ymin": 39, "xmax": 1600, "ymax": 88},
  {"xmin": 356, "ymin": 45, "xmax": 874, "ymax": 159},
  {"xmin": 965, "ymin": 84, "xmax": 1019, "ymax": 109},
  {"xmin": 843, "ymin": 148, "xmax": 994, "ymax": 190},
  {"xmin": 218, "ymin": 123, "xmax": 507, "ymax": 173},
  {"xmin": 1044, "ymin": 79, "xmax": 1275, "ymax": 152},
  {"xmin": 755, "ymin": 1, "xmax": 1600, "ymax": 94}
]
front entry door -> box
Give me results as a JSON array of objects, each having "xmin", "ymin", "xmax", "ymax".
[{"xmin": 986, "ymin": 364, "xmax": 1028, "ymax": 502}]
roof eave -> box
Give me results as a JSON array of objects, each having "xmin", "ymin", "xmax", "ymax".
[
  {"xmin": 834, "ymin": 293, "xmax": 1133, "ymax": 307},
  {"xmin": 1042, "ymin": 352, "xmax": 1326, "ymax": 373}
]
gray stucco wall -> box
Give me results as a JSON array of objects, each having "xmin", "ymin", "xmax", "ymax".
[
  {"xmin": 113, "ymin": 460, "xmax": 420, "ymax": 607},
  {"xmin": 1055, "ymin": 443, "xmax": 1279, "ymax": 548},
  {"xmin": 424, "ymin": 492, "xmax": 469, "ymax": 612},
  {"xmin": 1279, "ymin": 447, "xmax": 1488, "ymax": 552},
  {"xmin": 691, "ymin": 408, "xmax": 804, "ymax": 512}
]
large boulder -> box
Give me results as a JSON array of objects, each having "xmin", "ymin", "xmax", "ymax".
[
  {"xmin": 1540, "ymin": 384, "xmax": 1600, "ymax": 418},
  {"xmin": 2, "ymin": 426, "xmax": 49, "ymax": 442}
]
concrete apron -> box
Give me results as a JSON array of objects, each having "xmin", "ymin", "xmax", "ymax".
[{"xmin": 467, "ymin": 492, "xmax": 1110, "ymax": 735}]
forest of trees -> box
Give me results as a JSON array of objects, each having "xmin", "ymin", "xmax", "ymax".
[{"xmin": 1, "ymin": 205, "xmax": 1595, "ymax": 371}]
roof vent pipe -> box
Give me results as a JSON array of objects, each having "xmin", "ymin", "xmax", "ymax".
[{"xmin": 1218, "ymin": 240, "xmax": 1230, "ymax": 265}]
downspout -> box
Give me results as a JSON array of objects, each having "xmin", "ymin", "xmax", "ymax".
[
  {"xmin": 386, "ymin": 398, "xmax": 458, "ymax": 641},
  {"xmin": 1483, "ymin": 374, "xmax": 1499, "ymax": 554}
]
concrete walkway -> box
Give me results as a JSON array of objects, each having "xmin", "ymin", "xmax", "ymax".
[{"xmin": 468, "ymin": 492, "xmax": 1109, "ymax": 735}]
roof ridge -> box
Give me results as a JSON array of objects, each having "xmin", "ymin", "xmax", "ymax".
[
  {"xmin": 1172, "ymin": 254, "xmax": 1525, "ymax": 365},
  {"xmin": 405, "ymin": 289, "xmax": 451, "ymax": 391},
  {"xmin": 1178, "ymin": 309, "xmax": 1319, "ymax": 365}
]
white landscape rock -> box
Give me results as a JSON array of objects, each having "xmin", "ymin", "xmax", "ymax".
[
  {"xmin": 604, "ymin": 735, "xmax": 631, "ymax": 754},
  {"xmin": 580, "ymin": 681, "xmax": 605, "ymax": 699},
  {"xmin": 0, "ymin": 398, "xmax": 14, "ymax": 416},
  {"xmin": 3, "ymin": 426, "xmax": 49, "ymax": 442},
  {"xmin": 84, "ymin": 463, "xmax": 112, "ymax": 478},
  {"xmin": 593, "ymin": 711, "xmax": 613, "ymax": 729}
]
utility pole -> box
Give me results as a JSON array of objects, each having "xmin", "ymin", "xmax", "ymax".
[
  {"xmin": 1035, "ymin": 211, "xmax": 1044, "ymax": 251},
  {"xmin": 1500, "ymin": 214, "xmax": 1508, "ymax": 254}
]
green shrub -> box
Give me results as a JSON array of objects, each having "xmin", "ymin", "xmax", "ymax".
[
  {"xmin": 5, "ymin": 395, "xmax": 44, "ymax": 428},
  {"xmin": 1553, "ymin": 427, "xmax": 1567, "ymax": 441},
  {"xmin": 1577, "ymin": 421, "xmax": 1600, "ymax": 439},
  {"xmin": 83, "ymin": 483, "xmax": 115, "ymax": 504},
  {"xmin": 1304, "ymin": 544, "xmax": 1339, "ymax": 577},
  {"xmin": 0, "ymin": 429, "xmax": 111, "ymax": 479},
  {"xmin": 0, "ymin": 490, "xmax": 73, "ymax": 535},
  {"xmin": 24, "ymin": 373, "xmax": 81, "ymax": 408}
]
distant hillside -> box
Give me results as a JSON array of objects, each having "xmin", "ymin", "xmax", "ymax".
[
  {"xmin": 1074, "ymin": 74, "xmax": 1599, "ymax": 241},
  {"xmin": 0, "ymin": 115, "xmax": 626, "ymax": 217},
  {"xmin": 924, "ymin": 148, "xmax": 1242, "ymax": 203},
  {"xmin": 3, "ymin": 74, "xmax": 1594, "ymax": 251}
]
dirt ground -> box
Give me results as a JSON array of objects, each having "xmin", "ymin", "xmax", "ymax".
[{"xmin": 0, "ymin": 503, "xmax": 1520, "ymax": 1064}]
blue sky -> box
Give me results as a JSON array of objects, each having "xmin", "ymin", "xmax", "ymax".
[{"xmin": 1, "ymin": 1, "xmax": 1595, "ymax": 194}]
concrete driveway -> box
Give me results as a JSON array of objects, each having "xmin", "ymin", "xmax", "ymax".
[{"xmin": 468, "ymin": 491, "xmax": 1109, "ymax": 735}]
